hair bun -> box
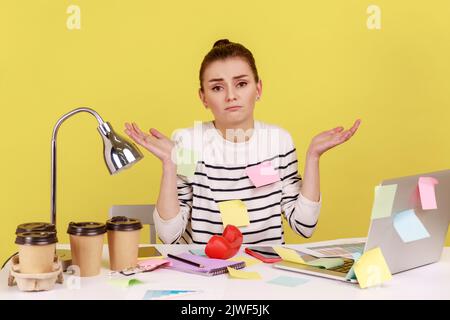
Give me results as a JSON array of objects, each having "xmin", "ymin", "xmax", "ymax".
[{"xmin": 213, "ymin": 39, "xmax": 231, "ymax": 48}]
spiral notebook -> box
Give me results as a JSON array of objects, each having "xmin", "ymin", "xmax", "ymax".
[{"xmin": 166, "ymin": 253, "xmax": 246, "ymax": 276}]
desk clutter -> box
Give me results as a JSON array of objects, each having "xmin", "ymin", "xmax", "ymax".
[
  {"xmin": 8, "ymin": 172, "xmax": 440, "ymax": 293},
  {"xmin": 8, "ymin": 218, "xmax": 392, "ymax": 293}
]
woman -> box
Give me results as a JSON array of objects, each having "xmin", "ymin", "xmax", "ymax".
[{"xmin": 125, "ymin": 39, "xmax": 360, "ymax": 245}]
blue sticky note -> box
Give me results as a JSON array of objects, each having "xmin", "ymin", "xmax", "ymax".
[
  {"xmin": 393, "ymin": 209, "xmax": 430, "ymax": 243},
  {"xmin": 267, "ymin": 276, "xmax": 309, "ymax": 287},
  {"xmin": 345, "ymin": 252, "xmax": 362, "ymax": 281},
  {"xmin": 143, "ymin": 290, "xmax": 198, "ymax": 300}
]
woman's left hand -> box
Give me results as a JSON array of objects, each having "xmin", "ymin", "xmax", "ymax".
[{"xmin": 307, "ymin": 119, "xmax": 361, "ymax": 159}]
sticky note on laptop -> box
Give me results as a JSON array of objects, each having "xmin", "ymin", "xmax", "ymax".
[
  {"xmin": 370, "ymin": 184, "xmax": 398, "ymax": 220},
  {"xmin": 418, "ymin": 177, "xmax": 439, "ymax": 210},
  {"xmin": 393, "ymin": 209, "xmax": 430, "ymax": 243},
  {"xmin": 345, "ymin": 252, "xmax": 362, "ymax": 281},
  {"xmin": 245, "ymin": 161, "xmax": 280, "ymax": 188},
  {"xmin": 354, "ymin": 247, "xmax": 392, "ymax": 289},
  {"xmin": 307, "ymin": 258, "xmax": 344, "ymax": 269},
  {"xmin": 274, "ymin": 247, "xmax": 306, "ymax": 264},
  {"xmin": 218, "ymin": 200, "xmax": 249, "ymax": 227},
  {"xmin": 176, "ymin": 147, "xmax": 199, "ymax": 177},
  {"xmin": 274, "ymin": 247, "xmax": 344, "ymax": 269}
]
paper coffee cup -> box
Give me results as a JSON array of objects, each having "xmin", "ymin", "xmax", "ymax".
[
  {"xmin": 16, "ymin": 222, "xmax": 56, "ymax": 234},
  {"xmin": 106, "ymin": 216, "xmax": 142, "ymax": 271},
  {"xmin": 67, "ymin": 222, "xmax": 106, "ymax": 277},
  {"xmin": 15, "ymin": 231, "xmax": 58, "ymax": 274}
]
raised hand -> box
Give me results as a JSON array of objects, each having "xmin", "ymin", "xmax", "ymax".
[
  {"xmin": 124, "ymin": 122, "xmax": 175, "ymax": 164},
  {"xmin": 307, "ymin": 119, "xmax": 361, "ymax": 159}
]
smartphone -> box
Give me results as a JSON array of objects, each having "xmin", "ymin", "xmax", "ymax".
[
  {"xmin": 244, "ymin": 246, "xmax": 282, "ymax": 263},
  {"xmin": 138, "ymin": 246, "xmax": 163, "ymax": 259}
]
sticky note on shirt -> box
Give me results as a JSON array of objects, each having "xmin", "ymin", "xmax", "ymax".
[
  {"xmin": 393, "ymin": 209, "xmax": 430, "ymax": 243},
  {"xmin": 218, "ymin": 200, "xmax": 249, "ymax": 227},
  {"xmin": 418, "ymin": 177, "xmax": 439, "ymax": 210},
  {"xmin": 176, "ymin": 147, "xmax": 199, "ymax": 177},
  {"xmin": 245, "ymin": 161, "xmax": 280, "ymax": 188},
  {"xmin": 227, "ymin": 267, "xmax": 261, "ymax": 280},
  {"xmin": 370, "ymin": 184, "xmax": 398, "ymax": 220},
  {"xmin": 354, "ymin": 247, "xmax": 392, "ymax": 289},
  {"xmin": 307, "ymin": 258, "xmax": 344, "ymax": 269},
  {"xmin": 267, "ymin": 276, "xmax": 309, "ymax": 287},
  {"xmin": 273, "ymin": 247, "xmax": 306, "ymax": 264}
]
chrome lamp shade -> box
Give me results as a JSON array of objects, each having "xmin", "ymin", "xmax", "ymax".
[{"xmin": 98, "ymin": 121, "xmax": 144, "ymax": 175}]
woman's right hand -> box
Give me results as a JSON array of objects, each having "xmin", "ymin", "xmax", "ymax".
[{"xmin": 124, "ymin": 122, "xmax": 175, "ymax": 165}]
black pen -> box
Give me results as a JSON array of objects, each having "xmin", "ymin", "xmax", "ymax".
[{"xmin": 167, "ymin": 253, "xmax": 204, "ymax": 268}]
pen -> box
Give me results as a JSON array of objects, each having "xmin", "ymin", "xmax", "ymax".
[{"xmin": 167, "ymin": 253, "xmax": 204, "ymax": 268}]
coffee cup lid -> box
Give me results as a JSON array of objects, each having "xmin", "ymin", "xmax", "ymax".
[
  {"xmin": 15, "ymin": 231, "xmax": 58, "ymax": 246},
  {"xmin": 106, "ymin": 216, "xmax": 143, "ymax": 231},
  {"xmin": 16, "ymin": 222, "xmax": 56, "ymax": 234},
  {"xmin": 67, "ymin": 222, "xmax": 107, "ymax": 236}
]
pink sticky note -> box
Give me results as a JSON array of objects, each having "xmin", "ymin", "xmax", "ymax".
[
  {"xmin": 418, "ymin": 177, "xmax": 439, "ymax": 210},
  {"xmin": 245, "ymin": 161, "xmax": 280, "ymax": 188}
]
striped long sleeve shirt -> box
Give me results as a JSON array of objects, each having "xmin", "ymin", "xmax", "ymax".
[{"xmin": 153, "ymin": 120, "xmax": 322, "ymax": 245}]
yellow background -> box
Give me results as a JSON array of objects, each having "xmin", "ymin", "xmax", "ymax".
[{"xmin": 1, "ymin": 1, "xmax": 449, "ymax": 263}]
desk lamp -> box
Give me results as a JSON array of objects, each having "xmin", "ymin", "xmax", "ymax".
[{"xmin": 51, "ymin": 107, "xmax": 143, "ymax": 269}]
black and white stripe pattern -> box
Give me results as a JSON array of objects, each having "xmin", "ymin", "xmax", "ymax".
[{"xmin": 153, "ymin": 121, "xmax": 321, "ymax": 244}]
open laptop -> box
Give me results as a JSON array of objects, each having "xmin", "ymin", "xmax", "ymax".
[{"xmin": 273, "ymin": 169, "xmax": 450, "ymax": 283}]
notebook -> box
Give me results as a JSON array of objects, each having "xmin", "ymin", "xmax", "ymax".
[{"xmin": 166, "ymin": 253, "xmax": 246, "ymax": 276}]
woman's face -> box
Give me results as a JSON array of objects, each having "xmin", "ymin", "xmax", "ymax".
[{"xmin": 199, "ymin": 57, "xmax": 262, "ymax": 126}]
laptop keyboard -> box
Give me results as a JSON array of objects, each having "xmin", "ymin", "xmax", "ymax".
[{"xmin": 328, "ymin": 259, "xmax": 354, "ymax": 274}]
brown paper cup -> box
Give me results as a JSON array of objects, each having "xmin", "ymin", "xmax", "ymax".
[
  {"xmin": 69, "ymin": 234, "xmax": 104, "ymax": 277},
  {"xmin": 18, "ymin": 243, "xmax": 55, "ymax": 274},
  {"xmin": 67, "ymin": 222, "xmax": 107, "ymax": 277},
  {"xmin": 107, "ymin": 229, "xmax": 140, "ymax": 271}
]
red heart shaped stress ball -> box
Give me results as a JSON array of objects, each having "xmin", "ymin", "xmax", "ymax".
[{"xmin": 205, "ymin": 225, "xmax": 243, "ymax": 259}]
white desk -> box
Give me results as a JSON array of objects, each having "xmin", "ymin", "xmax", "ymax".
[{"xmin": 1, "ymin": 238, "xmax": 450, "ymax": 300}]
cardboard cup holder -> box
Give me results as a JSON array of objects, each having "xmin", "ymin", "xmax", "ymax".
[{"xmin": 8, "ymin": 254, "xmax": 64, "ymax": 291}]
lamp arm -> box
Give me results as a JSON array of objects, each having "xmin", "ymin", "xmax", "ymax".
[{"xmin": 50, "ymin": 107, "xmax": 106, "ymax": 225}]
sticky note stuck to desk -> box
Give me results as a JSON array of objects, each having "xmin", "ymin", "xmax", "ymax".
[
  {"xmin": 267, "ymin": 276, "xmax": 309, "ymax": 287},
  {"xmin": 227, "ymin": 267, "xmax": 261, "ymax": 280},
  {"xmin": 245, "ymin": 161, "xmax": 280, "ymax": 188},
  {"xmin": 218, "ymin": 200, "xmax": 249, "ymax": 227},
  {"xmin": 354, "ymin": 247, "xmax": 392, "ymax": 289},
  {"xmin": 228, "ymin": 256, "xmax": 261, "ymax": 267},
  {"xmin": 143, "ymin": 289, "xmax": 200, "ymax": 300},
  {"xmin": 371, "ymin": 184, "xmax": 398, "ymax": 220},
  {"xmin": 108, "ymin": 278, "xmax": 144, "ymax": 288},
  {"xmin": 393, "ymin": 209, "xmax": 430, "ymax": 243},
  {"xmin": 418, "ymin": 177, "xmax": 439, "ymax": 210}
]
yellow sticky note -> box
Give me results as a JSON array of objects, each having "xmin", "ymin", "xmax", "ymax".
[
  {"xmin": 218, "ymin": 200, "xmax": 249, "ymax": 227},
  {"xmin": 228, "ymin": 256, "xmax": 261, "ymax": 267},
  {"xmin": 273, "ymin": 247, "xmax": 306, "ymax": 264},
  {"xmin": 227, "ymin": 267, "xmax": 262, "ymax": 280},
  {"xmin": 354, "ymin": 247, "xmax": 392, "ymax": 289}
]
